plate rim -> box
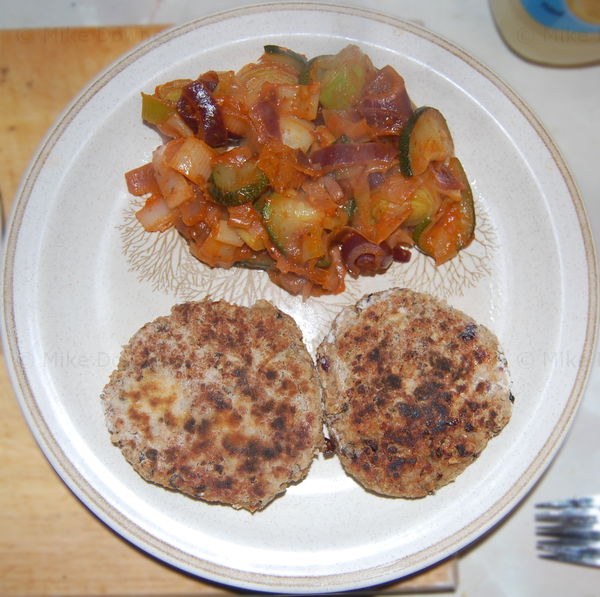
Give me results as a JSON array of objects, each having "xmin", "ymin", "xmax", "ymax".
[{"xmin": 2, "ymin": 2, "xmax": 598, "ymax": 592}]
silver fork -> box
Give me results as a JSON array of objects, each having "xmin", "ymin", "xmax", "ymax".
[{"xmin": 535, "ymin": 496, "xmax": 600, "ymax": 568}]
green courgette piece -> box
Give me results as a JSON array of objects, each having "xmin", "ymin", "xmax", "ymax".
[
  {"xmin": 412, "ymin": 216, "xmax": 432, "ymax": 243},
  {"xmin": 316, "ymin": 255, "xmax": 332, "ymax": 268},
  {"xmin": 399, "ymin": 106, "xmax": 455, "ymax": 178},
  {"xmin": 303, "ymin": 47, "xmax": 371, "ymax": 109},
  {"xmin": 263, "ymin": 45, "xmax": 308, "ymax": 75},
  {"xmin": 261, "ymin": 192, "xmax": 324, "ymax": 260},
  {"xmin": 235, "ymin": 252, "xmax": 275, "ymax": 270},
  {"xmin": 404, "ymin": 186, "xmax": 439, "ymax": 227},
  {"xmin": 208, "ymin": 161, "xmax": 269, "ymax": 206},
  {"xmin": 345, "ymin": 197, "xmax": 357, "ymax": 219},
  {"xmin": 415, "ymin": 157, "xmax": 475, "ymax": 264},
  {"xmin": 320, "ymin": 61, "xmax": 368, "ymax": 110},
  {"xmin": 300, "ymin": 54, "xmax": 334, "ymax": 85}
]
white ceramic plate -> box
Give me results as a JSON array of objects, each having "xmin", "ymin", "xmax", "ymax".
[{"xmin": 2, "ymin": 3, "xmax": 597, "ymax": 593}]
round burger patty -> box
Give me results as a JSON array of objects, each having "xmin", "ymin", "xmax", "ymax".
[
  {"xmin": 102, "ymin": 299, "xmax": 324, "ymax": 512},
  {"xmin": 316, "ymin": 288, "xmax": 513, "ymax": 498}
]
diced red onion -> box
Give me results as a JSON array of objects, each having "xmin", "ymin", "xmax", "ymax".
[
  {"xmin": 310, "ymin": 142, "xmax": 396, "ymax": 170},
  {"xmin": 380, "ymin": 233, "xmax": 412, "ymax": 263},
  {"xmin": 249, "ymin": 100, "xmax": 281, "ymax": 142},
  {"xmin": 268, "ymin": 270, "xmax": 313, "ymax": 297},
  {"xmin": 391, "ymin": 245, "xmax": 411, "ymax": 263},
  {"xmin": 368, "ymin": 171, "xmax": 385, "ymax": 189},
  {"xmin": 360, "ymin": 66, "xmax": 413, "ymax": 134},
  {"xmin": 340, "ymin": 232, "xmax": 393, "ymax": 276},
  {"xmin": 431, "ymin": 161, "xmax": 464, "ymax": 190}
]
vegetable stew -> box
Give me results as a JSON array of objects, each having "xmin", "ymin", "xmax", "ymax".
[{"xmin": 126, "ymin": 44, "xmax": 475, "ymax": 297}]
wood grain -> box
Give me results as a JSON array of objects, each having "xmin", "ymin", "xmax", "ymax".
[{"xmin": 0, "ymin": 26, "xmax": 456, "ymax": 596}]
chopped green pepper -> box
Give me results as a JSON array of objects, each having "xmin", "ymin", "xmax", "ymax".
[{"xmin": 141, "ymin": 93, "xmax": 174, "ymax": 125}]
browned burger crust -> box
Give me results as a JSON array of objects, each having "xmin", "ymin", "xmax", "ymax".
[
  {"xmin": 102, "ymin": 299, "xmax": 323, "ymax": 512},
  {"xmin": 316, "ymin": 288, "xmax": 512, "ymax": 498}
]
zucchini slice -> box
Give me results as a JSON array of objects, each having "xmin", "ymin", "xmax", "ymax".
[
  {"xmin": 261, "ymin": 191, "xmax": 326, "ymax": 262},
  {"xmin": 414, "ymin": 157, "xmax": 475, "ymax": 264},
  {"xmin": 208, "ymin": 161, "xmax": 269, "ymax": 206},
  {"xmin": 411, "ymin": 216, "xmax": 432, "ymax": 243},
  {"xmin": 300, "ymin": 54, "xmax": 334, "ymax": 85},
  {"xmin": 263, "ymin": 45, "xmax": 308, "ymax": 75},
  {"xmin": 404, "ymin": 186, "xmax": 440, "ymax": 227},
  {"xmin": 302, "ymin": 46, "xmax": 372, "ymax": 110},
  {"xmin": 399, "ymin": 107, "xmax": 454, "ymax": 178},
  {"xmin": 235, "ymin": 252, "xmax": 275, "ymax": 271}
]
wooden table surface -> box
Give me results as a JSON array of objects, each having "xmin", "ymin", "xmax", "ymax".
[{"xmin": 0, "ymin": 26, "xmax": 456, "ymax": 596}]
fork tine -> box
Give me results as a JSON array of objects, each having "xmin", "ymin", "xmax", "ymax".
[
  {"xmin": 536, "ymin": 496, "xmax": 600, "ymax": 509},
  {"xmin": 539, "ymin": 552, "xmax": 600, "ymax": 567},
  {"xmin": 538, "ymin": 538, "xmax": 600, "ymax": 549},
  {"xmin": 537, "ymin": 543, "xmax": 600, "ymax": 567},
  {"xmin": 535, "ymin": 509, "xmax": 599, "ymax": 522},
  {"xmin": 536, "ymin": 527, "xmax": 600, "ymax": 541},
  {"xmin": 535, "ymin": 509, "xmax": 600, "ymax": 528}
]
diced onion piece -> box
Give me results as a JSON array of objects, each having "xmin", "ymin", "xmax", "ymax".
[
  {"xmin": 152, "ymin": 145, "xmax": 194, "ymax": 208},
  {"xmin": 237, "ymin": 62, "xmax": 298, "ymax": 105},
  {"xmin": 301, "ymin": 178, "xmax": 331, "ymax": 204},
  {"xmin": 178, "ymin": 197, "xmax": 205, "ymax": 226},
  {"xmin": 221, "ymin": 108, "xmax": 249, "ymax": 137},
  {"xmin": 212, "ymin": 145, "xmax": 253, "ymax": 167},
  {"xmin": 275, "ymin": 82, "xmax": 321, "ymax": 120},
  {"xmin": 155, "ymin": 79, "xmax": 193, "ymax": 104},
  {"xmin": 125, "ymin": 162, "xmax": 159, "ymax": 196},
  {"xmin": 227, "ymin": 204, "xmax": 268, "ymax": 250},
  {"xmin": 157, "ymin": 112, "xmax": 195, "ymax": 139},
  {"xmin": 280, "ymin": 115, "xmax": 314, "ymax": 152},
  {"xmin": 257, "ymin": 142, "xmax": 316, "ymax": 193},
  {"xmin": 236, "ymin": 228, "xmax": 266, "ymax": 251},
  {"xmin": 135, "ymin": 195, "xmax": 176, "ymax": 232},
  {"xmin": 190, "ymin": 235, "xmax": 245, "ymax": 268},
  {"xmin": 322, "ymin": 109, "xmax": 372, "ymax": 141},
  {"xmin": 167, "ymin": 136, "xmax": 215, "ymax": 184},
  {"xmin": 214, "ymin": 219, "xmax": 245, "ymax": 247}
]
